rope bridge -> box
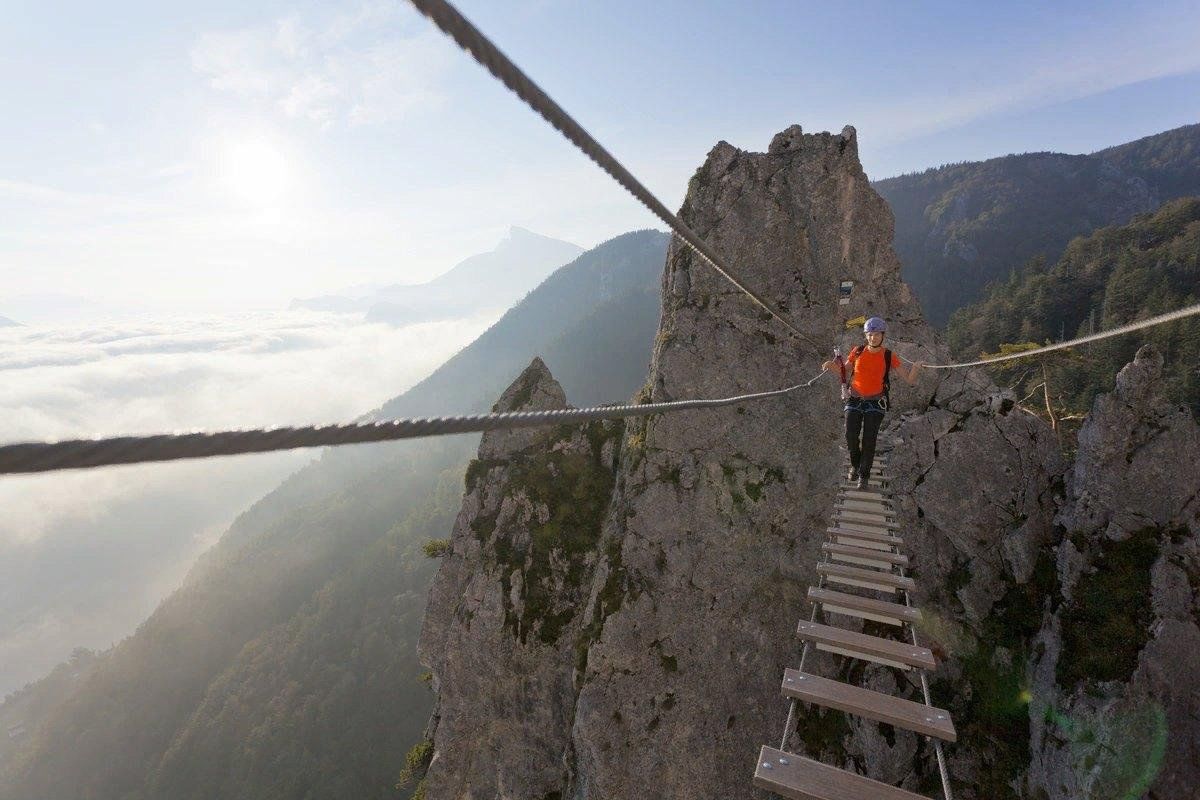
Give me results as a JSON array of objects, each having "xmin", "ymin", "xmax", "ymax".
[{"xmin": 756, "ymin": 447, "xmax": 955, "ymax": 800}]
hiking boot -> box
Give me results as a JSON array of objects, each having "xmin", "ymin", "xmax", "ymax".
[
  {"xmin": 847, "ymin": 466, "xmax": 859, "ymax": 483},
  {"xmin": 856, "ymin": 471, "xmax": 870, "ymax": 491}
]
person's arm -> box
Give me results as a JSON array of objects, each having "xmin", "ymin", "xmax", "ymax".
[
  {"xmin": 824, "ymin": 352, "xmax": 857, "ymax": 376},
  {"xmin": 897, "ymin": 353, "xmax": 923, "ymax": 384}
]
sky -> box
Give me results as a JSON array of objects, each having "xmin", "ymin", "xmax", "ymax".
[{"xmin": 2, "ymin": 0, "xmax": 1199, "ymax": 318}]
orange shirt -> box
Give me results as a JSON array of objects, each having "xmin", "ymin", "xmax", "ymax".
[{"xmin": 848, "ymin": 347, "xmax": 902, "ymax": 397}]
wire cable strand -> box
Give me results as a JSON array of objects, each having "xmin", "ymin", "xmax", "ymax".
[
  {"xmin": 922, "ymin": 302, "xmax": 1200, "ymax": 369},
  {"xmin": 0, "ymin": 372, "xmax": 828, "ymax": 475},
  {"xmin": 405, "ymin": 0, "xmax": 821, "ymax": 353}
]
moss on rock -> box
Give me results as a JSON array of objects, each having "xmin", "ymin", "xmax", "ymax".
[
  {"xmin": 483, "ymin": 420, "xmax": 624, "ymax": 646},
  {"xmin": 1056, "ymin": 527, "xmax": 1158, "ymax": 688}
]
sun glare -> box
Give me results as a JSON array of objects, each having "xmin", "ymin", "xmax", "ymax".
[{"xmin": 218, "ymin": 137, "xmax": 292, "ymax": 209}]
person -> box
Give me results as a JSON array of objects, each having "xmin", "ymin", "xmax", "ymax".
[{"xmin": 822, "ymin": 317, "xmax": 922, "ymax": 490}]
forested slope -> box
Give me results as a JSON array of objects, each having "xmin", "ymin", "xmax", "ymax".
[
  {"xmin": 875, "ymin": 124, "xmax": 1200, "ymax": 325},
  {"xmin": 947, "ymin": 197, "xmax": 1200, "ymax": 423}
]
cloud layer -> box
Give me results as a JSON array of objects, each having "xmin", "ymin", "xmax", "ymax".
[{"xmin": 0, "ymin": 309, "xmax": 490, "ymax": 694}]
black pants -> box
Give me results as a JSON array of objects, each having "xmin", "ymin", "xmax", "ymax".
[{"xmin": 846, "ymin": 406, "xmax": 884, "ymax": 479}]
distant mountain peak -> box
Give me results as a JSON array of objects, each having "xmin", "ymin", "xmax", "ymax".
[{"xmin": 498, "ymin": 225, "xmax": 577, "ymax": 250}]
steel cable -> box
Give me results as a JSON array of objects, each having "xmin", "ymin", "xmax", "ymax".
[
  {"xmin": 921, "ymin": 302, "xmax": 1200, "ymax": 369},
  {"xmin": 0, "ymin": 371, "xmax": 828, "ymax": 475},
  {"xmin": 405, "ymin": 0, "xmax": 821, "ymax": 353}
]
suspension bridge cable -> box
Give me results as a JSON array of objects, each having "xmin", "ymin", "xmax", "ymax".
[
  {"xmin": 0, "ymin": 372, "xmax": 829, "ymax": 476},
  {"xmin": 921, "ymin": 302, "xmax": 1200, "ymax": 369},
  {"xmin": 405, "ymin": 0, "xmax": 821, "ymax": 354}
]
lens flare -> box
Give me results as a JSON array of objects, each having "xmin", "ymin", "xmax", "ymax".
[{"xmin": 1043, "ymin": 699, "xmax": 1167, "ymax": 799}]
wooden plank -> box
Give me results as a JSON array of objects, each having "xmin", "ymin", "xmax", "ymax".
[
  {"xmin": 796, "ymin": 620, "xmax": 936, "ymax": 670},
  {"xmin": 833, "ymin": 519, "xmax": 900, "ymax": 537},
  {"xmin": 754, "ymin": 746, "xmax": 932, "ymax": 800},
  {"xmin": 826, "ymin": 525, "xmax": 901, "ymax": 542},
  {"xmin": 822, "ymin": 542, "xmax": 909, "ymax": 565},
  {"xmin": 840, "ymin": 479, "xmax": 889, "ymax": 490},
  {"xmin": 837, "ymin": 511, "xmax": 896, "ymax": 526},
  {"xmin": 836, "ymin": 536, "xmax": 894, "ymax": 553},
  {"xmin": 837, "ymin": 498, "xmax": 895, "ymax": 514},
  {"xmin": 835, "ymin": 509, "xmax": 897, "ymax": 525},
  {"xmin": 843, "ymin": 471, "xmax": 894, "ymax": 483},
  {"xmin": 823, "ymin": 542, "xmax": 909, "ymax": 570},
  {"xmin": 817, "ymin": 562, "xmax": 916, "ymax": 593},
  {"xmin": 826, "ymin": 527, "xmax": 903, "ymax": 549},
  {"xmin": 832, "ymin": 513, "xmax": 898, "ymax": 532},
  {"xmin": 841, "ymin": 458, "xmax": 891, "ymax": 471},
  {"xmin": 841, "ymin": 488, "xmax": 891, "ymax": 502},
  {"xmin": 840, "ymin": 449, "xmax": 889, "ymax": 461},
  {"xmin": 808, "ymin": 586, "xmax": 921, "ymax": 626},
  {"xmin": 844, "ymin": 460, "xmax": 890, "ymax": 471},
  {"xmin": 781, "ymin": 670, "xmax": 956, "ymax": 742},
  {"xmin": 837, "ymin": 491, "xmax": 893, "ymax": 506}
]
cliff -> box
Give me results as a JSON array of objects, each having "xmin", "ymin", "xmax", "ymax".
[{"xmin": 416, "ymin": 126, "xmax": 1081, "ymax": 798}]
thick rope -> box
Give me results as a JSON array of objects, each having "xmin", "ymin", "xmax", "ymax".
[
  {"xmin": 0, "ymin": 372, "xmax": 828, "ymax": 475},
  {"xmin": 922, "ymin": 302, "xmax": 1200, "ymax": 369},
  {"xmin": 405, "ymin": 0, "xmax": 821, "ymax": 353}
]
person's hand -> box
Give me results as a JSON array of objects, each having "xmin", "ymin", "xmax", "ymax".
[
  {"xmin": 912, "ymin": 361, "xmax": 925, "ymax": 371},
  {"xmin": 822, "ymin": 360, "xmax": 836, "ymax": 372}
]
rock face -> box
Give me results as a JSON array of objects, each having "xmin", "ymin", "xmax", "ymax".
[
  {"xmin": 418, "ymin": 357, "xmax": 626, "ymax": 798},
  {"xmin": 1028, "ymin": 345, "xmax": 1200, "ymax": 800},
  {"xmin": 415, "ymin": 126, "xmax": 1129, "ymax": 799}
]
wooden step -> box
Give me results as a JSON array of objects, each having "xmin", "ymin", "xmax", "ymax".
[
  {"xmin": 842, "ymin": 471, "xmax": 894, "ymax": 483},
  {"xmin": 837, "ymin": 490, "xmax": 893, "ymax": 505},
  {"xmin": 833, "ymin": 518, "xmax": 900, "ymax": 536},
  {"xmin": 841, "ymin": 488, "xmax": 892, "ymax": 502},
  {"xmin": 796, "ymin": 620, "xmax": 936, "ymax": 671},
  {"xmin": 823, "ymin": 542, "xmax": 908, "ymax": 570},
  {"xmin": 836, "ymin": 498, "xmax": 895, "ymax": 514},
  {"xmin": 754, "ymin": 746, "xmax": 931, "ymax": 800},
  {"xmin": 841, "ymin": 455, "xmax": 891, "ymax": 467},
  {"xmin": 826, "ymin": 525, "xmax": 902, "ymax": 544},
  {"xmin": 826, "ymin": 527, "xmax": 903, "ymax": 551},
  {"xmin": 840, "ymin": 449, "xmax": 889, "ymax": 461},
  {"xmin": 808, "ymin": 586, "xmax": 921, "ymax": 626},
  {"xmin": 843, "ymin": 461, "xmax": 890, "ymax": 472},
  {"xmin": 817, "ymin": 562, "xmax": 916, "ymax": 593},
  {"xmin": 832, "ymin": 512, "xmax": 898, "ymax": 532},
  {"xmin": 840, "ymin": 479, "xmax": 889, "ymax": 490},
  {"xmin": 834, "ymin": 508, "xmax": 897, "ymax": 524},
  {"xmin": 781, "ymin": 670, "xmax": 956, "ymax": 742}
]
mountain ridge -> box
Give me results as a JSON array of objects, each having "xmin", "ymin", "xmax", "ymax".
[
  {"xmin": 875, "ymin": 123, "xmax": 1200, "ymax": 325},
  {"xmin": 290, "ymin": 227, "xmax": 583, "ymax": 323}
]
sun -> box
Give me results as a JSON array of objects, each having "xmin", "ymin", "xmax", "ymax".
[{"xmin": 218, "ymin": 137, "xmax": 292, "ymax": 208}]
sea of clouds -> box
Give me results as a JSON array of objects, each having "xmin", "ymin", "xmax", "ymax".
[{"xmin": 0, "ymin": 308, "xmax": 490, "ymax": 695}]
